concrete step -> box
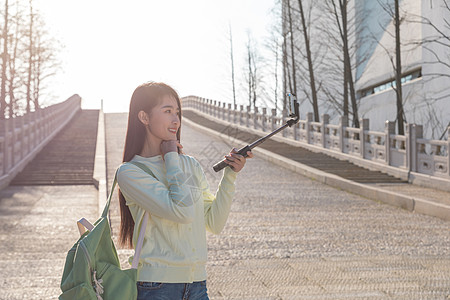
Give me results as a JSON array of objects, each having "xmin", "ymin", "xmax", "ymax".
[{"xmin": 10, "ymin": 110, "xmax": 99, "ymax": 185}]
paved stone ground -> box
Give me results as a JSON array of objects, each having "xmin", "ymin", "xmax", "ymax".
[
  {"xmin": 105, "ymin": 113, "xmax": 450, "ymax": 299},
  {"xmin": 0, "ymin": 185, "xmax": 98, "ymax": 299}
]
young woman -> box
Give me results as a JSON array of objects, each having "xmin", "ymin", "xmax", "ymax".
[{"xmin": 116, "ymin": 82, "xmax": 253, "ymax": 300}]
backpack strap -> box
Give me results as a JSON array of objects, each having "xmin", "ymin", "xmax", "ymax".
[
  {"xmin": 101, "ymin": 162, "xmax": 157, "ymax": 217},
  {"xmin": 126, "ymin": 161, "xmax": 157, "ymax": 269},
  {"xmin": 100, "ymin": 161, "xmax": 158, "ymax": 269}
]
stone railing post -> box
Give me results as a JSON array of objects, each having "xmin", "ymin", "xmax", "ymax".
[
  {"xmin": 246, "ymin": 105, "xmax": 251, "ymax": 128},
  {"xmin": 322, "ymin": 114, "xmax": 330, "ymax": 148},
  {"xmin": 36, "ymin": 109, "xmax": 41, "ymax": 144},
  {"xmin": 234, "ymin": 104, "xmax": 238, "ymax": 124},
  {"xmin": 239, "ymin": 105, "xmax": 244, "ymax": 125},
  {"xmin": 262, "ymin": 108, "xmax": 267, "ymax": 132},
  {"xmin": 23, "ymin": 113, "xmax": 29, "ymax": 155},
  {"xmin": 271, "ymin": 109, "xmax": 277, "ymax": 132},
  {"xmin": 31, "ymin": 112, "xmax": 37, "ymax": 149},
  {"xmin": 360, "ymin": 118, "xmax": 369, "ymax": 158},
  {"xmin": 222, "ymin": 103, "xmax": 226, "ymax": 120},
  {"xmin": 282, "ymin": 109, "xmax": 287, "ymax": 137},
  {"xmin": 385, "ymin": 121, "xmax": 396, "ymax": 165},
  {"xmin": 228, "ymin": 104, "xmax": 232, "ymax": 122},
  {"xmin": 447, "ymin": 126, "xmax": 450, "ymax": 176},
  {"xmin": 11, "ymin": 117, "xmax": 16, "ymax": 166},
  {"xmin": 2, "ymin": 119, "xmax": 9, "ymax": 174},
  {"xmin": 406, "ymin": 124, "xmax": 413, "ymax": 172},
  {"xmin": 20, "ymin": 115, "xmax": 25, "ymax": 161},
  {"xmin": 217, "ymin": 101, "xmax": 221, "ymax": 119},
  {"xmin": 213, "ymin": 101, "xmax": 217, "ymax": 118},
  {"xmin": 305, "ymin": 112, "xmax": 313, "ymax": 144},
  {"xmin": 254, "ymin": 107, "xmax": 259, "ymax": 130},
  {"xmin": 339, "ymin": 115, "xmax": 348, "ymax": 153}
]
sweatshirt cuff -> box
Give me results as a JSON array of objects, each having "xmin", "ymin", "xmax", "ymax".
[
  {"xmin": 223, "ymin": 166, "xmax": 238, "ymax": 181},
  {"xmin": 164, "ymin": 152, "xmax": 181, "ymax": 172}
]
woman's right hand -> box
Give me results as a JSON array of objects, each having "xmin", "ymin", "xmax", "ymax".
[{"xmin": 160, "ymin": 140, "xmax": 183, "ymax": 157}]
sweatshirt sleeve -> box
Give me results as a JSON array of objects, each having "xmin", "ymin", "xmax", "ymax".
[
  {"xmin": 197, "ymin": 161, "xmax": 238, "ymax": 234},
  {"xmin": 117, "ymin": 152, "xmax": 195, "ymax": 224}
]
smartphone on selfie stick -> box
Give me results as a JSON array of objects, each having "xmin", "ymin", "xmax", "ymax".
[{"xmin": 213, "ymin": 93, "xmax": 300, "ymax": 172}]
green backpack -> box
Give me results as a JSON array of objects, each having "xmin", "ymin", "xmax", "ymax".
[{"xmin": 59, "ymin": 162, "xmax": 154, "ymax": 300}]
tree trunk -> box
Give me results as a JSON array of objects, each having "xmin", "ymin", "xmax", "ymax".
[
  {"xmin": 287, "ymin": 0, "xmax": 297, "ymax": 96},
  {"xmin": 343, "ymin": 49, "xmax": 349, "ymax": 118},
  {"xmin": 248, "ymin": 43, "xmax": 252, "ymax": 108},
  {"xmin": 274, "ymin": 42, "xmax": 279, "ymax": 112},
  {"xmin": 8, "ymin": 1, "xmax": 21, "ymax": 118},
  {"xmin": 282, "ymin": 31, "xmax": 289, "ymax": 111},
  {"xmin": 394, "ymin": 0, "xmax": 405, "ymax": 135},
  {"xmin": 1, "ymin": 0, "xmax": 8, "ymax": 120},
  {"xmin": 229, "ymin": 23, "xmax": 236, "ymax": 107},
  {"xmin": 26, "ymin": 0, "xmax": 33, "ymax": 113},
  {"xmin": 340, "ymin": 0, "xmax": 359, "ymax": 127},
  {"xmin": 298, "ymin": 0, "xmax": 320, "ymax": 121}
]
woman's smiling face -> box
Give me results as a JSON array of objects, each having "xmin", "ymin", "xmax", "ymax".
[{"xmin": 146, "ymin": 95, "xmax": 180, "ymax": 143}]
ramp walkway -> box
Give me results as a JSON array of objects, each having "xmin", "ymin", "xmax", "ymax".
[
  {"xmin": 183, "ymin": 111, "xmax": 405, "ymax": 184},
  {"xmin": 182, "ymin": 109, "xmax": 450, "ymax": 220}
]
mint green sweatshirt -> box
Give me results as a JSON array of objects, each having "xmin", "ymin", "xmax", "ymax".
[{"xmin": 116, "ymin": 151, "xmax": 237, "ymax": 283}]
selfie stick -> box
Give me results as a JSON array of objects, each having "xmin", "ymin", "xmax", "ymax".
[{"xmin": 213, "ymin": 93, "xmax": 300, "ymax": 172}]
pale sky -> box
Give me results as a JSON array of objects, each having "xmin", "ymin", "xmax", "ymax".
[{"xmin": 35, "ymin": 0, "xmax": 277, "ymax": 112}]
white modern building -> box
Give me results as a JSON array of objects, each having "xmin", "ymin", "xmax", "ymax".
[{"xmin": 283, "ymin": 0, "xmax": 450, "ymax": 139}]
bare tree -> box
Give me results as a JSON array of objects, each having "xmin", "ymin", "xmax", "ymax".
[
  {"xmin": 286, "ymin": 0, "xmax": 297, "ymax": 97},
  {"xmin": 281, "ymin": 0, "xmax": 290, "ymax": 111},
  {"xmin": 228, "ymin": 22, "xmax": 236, "ymax": 107},
  {"xmin": 0, "ymin": 0, "xmax": 60, "ymax": 118},
  {"xmin": 7, "ymin": 0, "xmax": 24, "ymax": 118},
  {"xmin": 0, "ymin": 0, "xmax": 9, "ymax": 119},
  {"xmin": 243, "ymin": 32, "xmax": 268, "ymax": 110},
  {"xmin": 327, "ymin": 0, "xmax": 360, "ymax": 127},
  {"xmin": 393, "ymin": 0, "xmax": 405, "ymax": 135},
  {"xmin": 245, "ymin": 32, "xmax": 257, "ymax": 108},
  {"xmin": 376, "ymin": 0, "xmax": 406, "ymax": 135},
  {"xmin": 30, "ymin": 16, "xmax": 59, "ymax": 108},
  {"xmin": 25, "ymin": 0, "xmax": 33, "ymax": 112},
  {"xmin": 265, "ymin": 2, "xmax": 285, "ymax": 114},
  {"xmin": 297, "ymin": 0, "xmax": 320, "ymax": 122}
]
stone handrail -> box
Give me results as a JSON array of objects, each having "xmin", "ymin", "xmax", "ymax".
[
  {"xmin": 0, "ymin": 94, "xmax": 81, "ymax": 189},
  {"xmin": 182, "ymin": 96, "xmax": 450, "ymax": 189}
]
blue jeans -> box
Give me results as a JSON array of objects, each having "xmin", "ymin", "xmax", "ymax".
[{"xmin": 137, "ymin": 281, "xmax": 209, "ymax": 300}]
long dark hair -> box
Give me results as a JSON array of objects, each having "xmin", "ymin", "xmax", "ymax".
[{"xmin": 119, "ymin": 82, "xmax": 183, "ymax": 248}]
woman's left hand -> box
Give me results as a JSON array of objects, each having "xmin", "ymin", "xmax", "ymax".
[{"xmin": 224, "ymin": 148, "xmax": 254, "ymax": 172}]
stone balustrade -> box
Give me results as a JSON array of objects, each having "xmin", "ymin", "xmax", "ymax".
[
  {"xmin": 182, "ymin": 96, "xmax": 450, "ymax": 183},
  {"xmin": 0, "ymin": 95, "xmax": 81, "ymax": 189}
]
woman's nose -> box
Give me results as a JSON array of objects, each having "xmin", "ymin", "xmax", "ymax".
[{"xmin": 173, "ymin": 114, "xmax": 180, "ymax": 124}]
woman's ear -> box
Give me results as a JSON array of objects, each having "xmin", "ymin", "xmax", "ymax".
[{"xmin": 138, "ymin": 111, "xmax": 150, "ymax": 125}]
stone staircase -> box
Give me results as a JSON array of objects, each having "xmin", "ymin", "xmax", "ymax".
[{"xmin": 10, "ymin": 110, "xmax": 99, "ymax": 185}]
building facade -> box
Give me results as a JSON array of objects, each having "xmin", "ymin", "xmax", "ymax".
[{"xmin": 283, "ymin": 0, "xmax": 450, "ymax": 138}]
